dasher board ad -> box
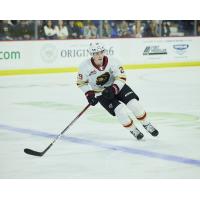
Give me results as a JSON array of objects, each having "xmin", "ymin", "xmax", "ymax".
[{"xmin": 0, "ymin": 37, "xmax": 200, "ymax": 70}]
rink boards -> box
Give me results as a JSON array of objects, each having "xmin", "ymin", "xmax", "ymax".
[{"xmin": 0, "ymin": 37, "xmax": 200, "ymax": 76}]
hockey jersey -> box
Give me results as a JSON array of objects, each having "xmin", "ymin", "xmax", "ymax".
[{"xmin": 77, "ymin": 56, "xmax": 126, "ymax": 96}]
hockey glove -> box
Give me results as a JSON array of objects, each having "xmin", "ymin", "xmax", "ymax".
[
  {"xmin": 85, "ymin": 91, "xmax": 98, "ymax": 106},
  {"xmin": 102, "ymin": 84, "xmax": 119, "ymax": 100}
]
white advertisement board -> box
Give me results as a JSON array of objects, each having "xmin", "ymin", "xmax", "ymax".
[{"xmin": 0, "ymin": 37, "xmax": 200, "ymax": 70}]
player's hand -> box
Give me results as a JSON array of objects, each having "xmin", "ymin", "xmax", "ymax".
[
  {"xmin": 85, "ymin": 91, "xmax": 98, "ymax": 106},
  {"xmin": 102, "ymin": 84, "xmax": 119, "ymax": 100}
]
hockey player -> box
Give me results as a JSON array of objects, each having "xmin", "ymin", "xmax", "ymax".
[{"xmin": 77, "ymin": 42, "xmax": 159, "ymax": 140}]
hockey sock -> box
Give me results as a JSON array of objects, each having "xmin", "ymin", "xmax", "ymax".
[
  {"xmin": 127, "ymin": 99, "xmax": 150, "ymax": 126},
  {"xmin": 114, "ymin": 104, "xmax": 136, "ymax": 131}
]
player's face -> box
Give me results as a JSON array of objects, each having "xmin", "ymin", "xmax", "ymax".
[{"xmin": 92, "ymin": 51, "xmax": 104, "ymax": 66}]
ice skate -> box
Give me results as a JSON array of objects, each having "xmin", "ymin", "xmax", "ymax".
[
  {"xmin": 143, "ymin": 123, "xmax": 159, "ymax": 136},
  {"xmin": 130, "ymin": 128, "xmax": 144, "ymax": 140}
]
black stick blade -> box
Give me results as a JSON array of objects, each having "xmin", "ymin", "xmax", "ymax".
[{"xmin": 24, "ymin": 148, "xmax": 43, "ymax": 157}]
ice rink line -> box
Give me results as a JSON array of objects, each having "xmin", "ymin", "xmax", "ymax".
[{"xmin": 1, "ymin": 123, "xmax": 200, "ymax": 167}]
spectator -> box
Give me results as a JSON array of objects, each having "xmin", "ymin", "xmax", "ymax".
[
  {"xmin": 128, "ymin": 21, "xmax": 134, "ymax": 37},
  {"xmin": 14, "ymin": 20, "xmax": 34, "ymax": 40},
  {"xmin": 143, "ymin": 20, "xmax": 159, "ymax": 37},
  {"xmin": 134, "ymin": 20, "xmax": 143, "ymax": 38},
  {"xmin": 102, "ymin": 20, "xmax": 112, "ymax": 38},
  {"xmin": 118, "ymin": 20, "xmax": 130, "ymax": 37},
  {"xmin": 197, "ymin": 21, "xmax": 200, "ymax": 36},
  {"xmin": 83, "ymin": 21, "xmax": 97, "ymax": 39},
  {"xmin": 181, "ymin": 20, "xmax": 194, "ymax": 36},
  {"xmin": 110, "ymin": 21, "xmax": 119, "ymax": 38},
  {"xmin": 0, "ymin": 20, "xmax": 198, "ymax": 40},
  {"xmin": 55, "ymin": 20, "xmax": 68, "ymax": 39},
  {"xmin": 161, "ymin": 21, "xmax": 170, "ymax": 37},
  {"xmin": 68, "ymin": 20, "xmax": 83, "ymax": 39},
  {"xmin": 74, "ymin": 21, "xmax": 84, "ymax": 38},
  {"xmin": 36, "ymin": 20, "xmax": 45, "ymax": 39},
  {"xmin": 90, "ymin": 22, "xmax": 98, "ymax": 38},
  {"xmin": 43, "ymin": 20, "xmax": 56, "ymax": 39},
  {"xmin": 0, "ymin": 20, "xmax": 3, "ymax": 37},
  {"xmin": 92, "ymin": 20, "xmax": 100, "ymax": 29},
  {"xmin": 0, "ymin": 20, "xmax": 13, "ymax": 40}
]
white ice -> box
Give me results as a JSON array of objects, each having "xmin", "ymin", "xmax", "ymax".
[{"xmin": 0, "ymin": 66, "xmax": 200, "ymax": 178}]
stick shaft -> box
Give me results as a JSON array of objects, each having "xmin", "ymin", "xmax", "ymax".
[
  {"xmin": 52, "ymin": 104, "xmax": 90, "ymax": 144},
  {"xmin": 24, "ymin": 104, "xmax": 90, "ymax": 156}
]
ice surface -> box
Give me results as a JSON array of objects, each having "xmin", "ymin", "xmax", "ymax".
[{"xmin": 0, "ymin": 67, "xmax": 200, "ymax": 178}]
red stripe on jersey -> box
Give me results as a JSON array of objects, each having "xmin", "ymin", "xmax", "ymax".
[{"xmin": 137, "ymin": 112, "xmax": 147, "ymax": 120}]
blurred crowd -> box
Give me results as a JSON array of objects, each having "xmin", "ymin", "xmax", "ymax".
[{"xmin": 0, "ymin": 20, "xmax": 200, "ymax": 40}]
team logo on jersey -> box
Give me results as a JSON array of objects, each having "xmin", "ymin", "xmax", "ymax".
[
  {"xmin": 89, "ymin": 70, "xmax": 97, "ymax": 76},
  {"xmin": 96, "ymin": 72, "xmax": 110, "ymax": 86}
]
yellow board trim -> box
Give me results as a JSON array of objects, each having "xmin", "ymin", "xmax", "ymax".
[
  {"xmin": 0, "ymin": 62, "xmax": 200, "ymax": 76},
  {"xmin": 124, "ymin": 62, "xmax": 200, "ymax": 70},
  {"xmin": 0, "ymin": 67, "xmax": 77, "ymax": 76}
]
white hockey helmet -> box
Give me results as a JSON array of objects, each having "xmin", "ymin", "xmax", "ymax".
[{"xmin": 89, "ymin": 42, "xmax": 105, "ymax": 55}]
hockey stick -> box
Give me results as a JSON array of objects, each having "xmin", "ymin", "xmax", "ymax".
[{"xmin": 24, "ymin": 104, "xmax": 90, "ymax": 157}]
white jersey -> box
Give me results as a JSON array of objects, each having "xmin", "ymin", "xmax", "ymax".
[{"xmin": 77, "ymin": 56, "xmax": 126, "ymax": 95}]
